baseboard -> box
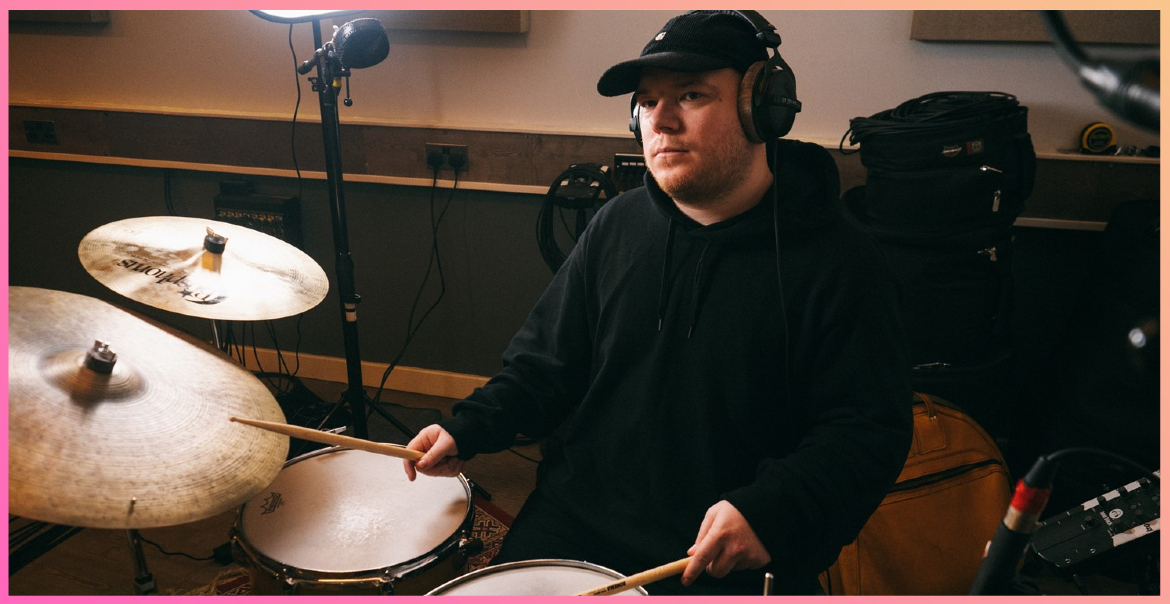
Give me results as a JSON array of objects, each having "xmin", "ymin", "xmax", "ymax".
[{"xmin": 242, "ymin": 348, "xmax": 489, "ymax": 400}]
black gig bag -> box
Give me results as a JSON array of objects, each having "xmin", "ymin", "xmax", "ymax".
[
  {"xmin": 845, "ymin": 186, "xmax": 1014, "ymax": 368},
  {"xmin": 844, "ymin": 92, "xmax": 1035, "ymax": 233}
]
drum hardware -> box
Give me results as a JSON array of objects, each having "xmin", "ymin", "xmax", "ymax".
[
  {"xmin": 250, "ymin": 14, "xmax": 402, "ymax": 441},
  {"xmin": 126, "ymin": 529, "xmax": 157, "ymax": 595}
]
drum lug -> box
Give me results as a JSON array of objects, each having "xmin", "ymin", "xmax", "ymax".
[{"xmin": 460, "ymin": 537, "xmax": 485, "ymax": 559}]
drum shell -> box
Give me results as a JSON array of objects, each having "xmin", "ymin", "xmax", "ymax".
[{"xmin": 231, "ymin": 446, "xmax": 474, "ymax": 595}]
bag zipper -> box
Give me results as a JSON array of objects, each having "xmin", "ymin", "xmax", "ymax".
[{"xmin": 889, "ymin": 458, "xmax": 1004, "ymax": 493}]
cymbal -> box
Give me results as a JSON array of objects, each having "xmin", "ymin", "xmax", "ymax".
[
  {"xmin": 8, "ymin": 287, "xmax": 289, "ymax": 529},
  {"xmin": 79, "ymin": 216, "xmax": 329, "ymax": 321}
]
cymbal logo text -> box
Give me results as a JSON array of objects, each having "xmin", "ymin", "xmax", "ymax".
[{"xmin": 117, "ymin": 259, "xmax": 226, "ymax": 305}]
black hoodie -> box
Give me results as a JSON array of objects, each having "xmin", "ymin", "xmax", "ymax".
[{"xmin": 441, "ymin": 141, "xmax": 912, "ymax": 594}]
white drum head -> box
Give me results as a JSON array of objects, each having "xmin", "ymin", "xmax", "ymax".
[
  {"xmin": 239, "ymin": 448, "xmax": 470, "ymax": 574},
  {"xmin": 428, "ymin": 559, "xmax": 647, "ymax": 595}
]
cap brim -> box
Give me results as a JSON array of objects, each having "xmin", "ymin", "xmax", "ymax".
[{"xmin": 596, "ymin": 52, "xmax": 732, "ymax": 97}]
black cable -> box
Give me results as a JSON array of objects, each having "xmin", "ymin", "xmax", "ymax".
[
  {"xmin": 370, "ymin": 166, "xmax": 461, "ymax": 408},
  {"xmin": 537, "ymin": 163, "xmax": 618, "ymax": 273},
  {"xmin": 1043, "ymin": 447, "xmax": 1159, "ymax": 484},
  {"xmin": 1040, "ymin": 11, "xmax": 1090, "ymax": 67},
  {"xmin": 288, "ymin": 24, "xmax": 304, "ymax": 203},
  {"xmin": 505, "ymin": 447, "xmax": 541, "ymax": 464},
  {"xmin": 770, "ymin": 143, "xmax": 792, "ymax": 410},
  {"xmin": 839, "ymin": 91, "xmax": 1020, "ymax": 154},
  {"xmin": 163, "ymin": 168, "xmax": 176, "ymax": 215},
  {"xmin": 264, "ymin": 320, "xmax": 293, "ymax": 380},
  {"xmin": 288, "ymin": 313, "xmax": 305, "ymax": 377},
  {"xmin": 138, "ymin": 535, "xmax": 216, "ymax": 562}
]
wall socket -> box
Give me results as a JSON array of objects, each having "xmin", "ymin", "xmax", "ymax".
[
  {"xmin": 425, "ymin": 143, "xmax": 469, "ymax": 172},
  {"xmin": 24, "ymin": 120, "xmax": 59, "ymax": 145}
]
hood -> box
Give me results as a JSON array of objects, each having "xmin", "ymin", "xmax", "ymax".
[
  {"xmin": 646, "ymin": 138, "xmax": 843, "ymax": 244},
  {"xmin": 645, "ymin": 139, "xmax": 843, "ymax": 337}
]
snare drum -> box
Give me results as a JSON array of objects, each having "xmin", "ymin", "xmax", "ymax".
[
  {"xmin": 232, "ymin": 447, "xmax": 474, "ymax": 595},
  {"xmin": 427, "ymin": 559, "xmax": 649, "ymax": 595}
]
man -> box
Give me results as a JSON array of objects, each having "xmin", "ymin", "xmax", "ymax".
[{"xmin": 404, "ymin": 11, "xmax": 911, "ymax": 595}]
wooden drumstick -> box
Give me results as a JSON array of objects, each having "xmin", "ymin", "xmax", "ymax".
[
  {"xmin": 574, "ymin": 556, "xmax": 693, "ymax": 596},
  {"xmin": 230, "ymin": 416, "xmax": 424, "ymax": 462}
]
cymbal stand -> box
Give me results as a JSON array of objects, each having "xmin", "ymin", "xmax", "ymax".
[
  {"xmin": 303, "ymin": 19, "xmax": 411, "ymax": 440},
  {"xmin": 126, "ymin": 529, "xmax": 157, "ymax": 595}
]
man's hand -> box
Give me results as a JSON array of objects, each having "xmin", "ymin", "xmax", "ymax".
[
  {"xmin": 681, "ymin": 500, "xmax": 772, "ymax": 586},
  {"xmin": 403, "ymin": 424, "xmax": 463, "ymax": 481}
]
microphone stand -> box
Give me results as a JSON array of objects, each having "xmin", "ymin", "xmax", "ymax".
[{"xmin": 305, "ymin": 19, "xmax": 413, "ymax": 440}]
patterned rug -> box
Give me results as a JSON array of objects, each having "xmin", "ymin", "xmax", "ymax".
[{"xmin": 175, "ymin": 497, "xmax": 511, "ymax": 595}]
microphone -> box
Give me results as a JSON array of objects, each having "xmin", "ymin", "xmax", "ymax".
[
  {"xmin": 332, "ymin": 18, "xmax": 389, "ymax": 70},
  {"xmin": 968, "ymin": 456, "xmax": 1057, "ymax": 595},
  {"xmin": 1041, "ymin": 10, "xmax": 1159, "ymax": 132},
  {"xmin": 1075, "ymin": 58, "xmax": 1160, "ymax": 133},
  {"xmin": 295, "ymin": 18, "xmax": 389, "ymax": 75}
]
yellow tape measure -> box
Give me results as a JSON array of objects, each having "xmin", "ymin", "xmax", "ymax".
[{"xmin": 1079, "ymin": 122, "xmax": 1116, "ymax": 154}]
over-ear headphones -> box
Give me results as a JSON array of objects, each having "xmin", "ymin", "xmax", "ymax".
[{"xmin": 630, "ymin": 10, "xmax": 801, "ymax": 145}]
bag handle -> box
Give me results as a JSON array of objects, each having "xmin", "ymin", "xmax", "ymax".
[
  {"xmin": 913, "ymin": 391, "xmax": 938, "ymax": 420},
  {"xmin": 911, "ymin": 392, "xmax": 946, "ymax": 453}
]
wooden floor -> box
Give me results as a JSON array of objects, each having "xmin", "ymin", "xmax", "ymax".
[{"xmin": 8, "ymin": 381, "xmax": 541, "ymax": 596}]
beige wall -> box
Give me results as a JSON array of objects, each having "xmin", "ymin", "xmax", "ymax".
[{"xmin": 9, "ymin": 10, "xmax": 1159, "ymax": 153}]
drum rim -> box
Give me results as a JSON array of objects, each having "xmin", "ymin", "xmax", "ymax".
[
  {"xmin": 232, "ymin": 446, "xmax": 474, "ymax": 587},
  {"xmin": 426, "ymin": 558, "xmax": 649, "ymax": 595}
]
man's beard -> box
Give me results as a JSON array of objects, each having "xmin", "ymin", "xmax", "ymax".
[{"xmin": 649, "ymin": 135, "xmax": 757, "ymax": 205}]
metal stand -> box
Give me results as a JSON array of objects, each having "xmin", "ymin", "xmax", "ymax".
[
  {"xmin": 304, "ymin": 20, "xmax": 412, "ymax": 440},
  {"xmin": 126, "ymin": 530, "xmax": 157, "ymax": 595}
]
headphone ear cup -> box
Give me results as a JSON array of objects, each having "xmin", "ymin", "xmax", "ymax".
[
  {"xmin": 629, "ymin": 99, "xmax": 642, "ymax": 146},
  {"xmin": 738, "ymin": 61, "xmax": 768, "ymax": 144},
  {"xmin": 738, "ymin": 57, "xmax": 800, "ymax": 143}
]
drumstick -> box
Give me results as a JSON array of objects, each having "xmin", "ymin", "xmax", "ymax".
[
  {"xmin": 574, "ymin": 556, "xmax": 693, "ymax": 596},
  {"xmin": 230, "ymin": 416, "xmax": 423, "ymax": 462}
]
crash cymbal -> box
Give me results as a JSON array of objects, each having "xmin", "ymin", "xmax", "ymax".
[
  {"xmin": 79, "ymin": 216, "xmax": 328, "ymax": 321},
  {"xmin": 8, "ymin": 287, "xmax": 289, "ymax": 529}
]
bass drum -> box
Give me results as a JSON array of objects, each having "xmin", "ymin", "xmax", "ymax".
[
  {"xmin": 232, "ymin": 446, "xmax": 474, "ymax": 594},
  {"xmin": 428, "ymin": 559, "xmax": 648, "ymax": 595}
]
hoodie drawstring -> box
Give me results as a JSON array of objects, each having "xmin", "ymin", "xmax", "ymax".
[
  {"xmin": 657, "ymin": 221, "xmax": 676, "ymax": 332},
  {"xmin": 657, "ymin": 220, "xmax": 715, "ymax": 339},
  {"xmin": 687, "ymin": 240, "xmax": 713, "ymax": 338}
]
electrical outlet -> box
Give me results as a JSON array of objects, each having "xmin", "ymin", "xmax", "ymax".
[
  {"xmin": 24, "ymin": 120, "xmax": 59, "ymax": 145},
  {"xmin": 424, "ymin": 143, "xmax": 469, "ymax": 172}
]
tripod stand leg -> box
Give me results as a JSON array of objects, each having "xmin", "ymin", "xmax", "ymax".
[
  {"xmin": 367, "ymin": 398, "xmax": 417, "ymax": 438},
  {"xmin": 126, "ymin": 529, "xmax": 157, "ymax": 595}
]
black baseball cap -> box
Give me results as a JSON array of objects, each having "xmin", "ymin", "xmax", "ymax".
[{"xmin": 596, "ymin": 11, "xmax": 768, "ymax": 97}]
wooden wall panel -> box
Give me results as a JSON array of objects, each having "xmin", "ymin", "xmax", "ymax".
[{"xmin": 9, "ymin": 105, "xmax": 1156, "ymax": 226}]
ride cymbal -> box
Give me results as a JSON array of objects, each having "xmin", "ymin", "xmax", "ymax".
[
  {"xmin": 8, "ymin": 287, "xmax": 289, "ymax": 529},
  {"xmin": 79, "ymin": 216, "xmax": 328, "ymax": 321}
]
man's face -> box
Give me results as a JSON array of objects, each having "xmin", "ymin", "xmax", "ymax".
[{"xmin": 635, "ymin": 67, "xmax": 756, "ymax": 205}]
